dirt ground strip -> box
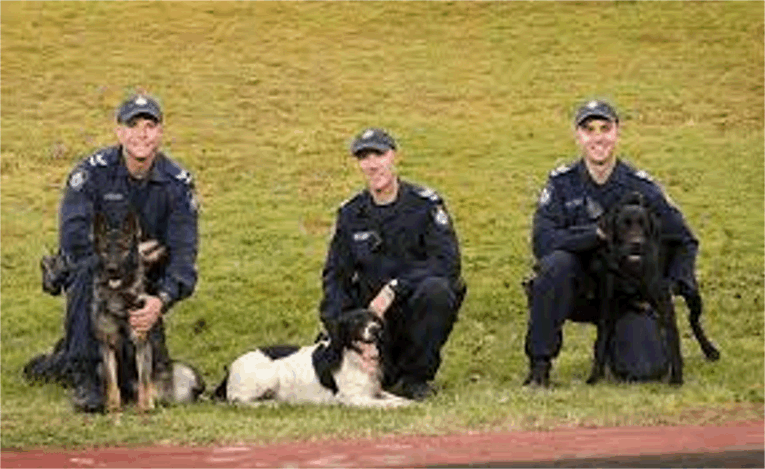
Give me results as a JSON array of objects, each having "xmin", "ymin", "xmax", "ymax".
[{"xmin": 3, "ymin": 419, "xmax": 762, "ymax": 468}]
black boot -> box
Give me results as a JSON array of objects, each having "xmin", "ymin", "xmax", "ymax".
[
  {"xmin": 71, "ymin": 363, "xmax": 104, "ymax": 413},
  {"xmin": 522, "ymin": 359, "xmax": 551, "ymax": 387},
  {"xmin": 388, "ymin": 377, "xmax": 437, "ymax": 401},
  {"xmin": 23, "ymin": 339, "xmax": 72, "ymax": 386}
]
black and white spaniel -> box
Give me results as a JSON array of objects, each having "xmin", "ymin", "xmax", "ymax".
[{"xmin": 212, "ymin": 309, "xmax": 411, "ymax": 408}]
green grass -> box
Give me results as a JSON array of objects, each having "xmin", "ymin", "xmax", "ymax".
[{"xmin": 2, "ymin": 1, "xmax": 763, "ymax": 449}]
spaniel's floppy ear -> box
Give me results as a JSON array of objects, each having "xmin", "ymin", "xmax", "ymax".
[{"xmin": 330, "ymin": 310, "xmax": 359, "ymax": 351}]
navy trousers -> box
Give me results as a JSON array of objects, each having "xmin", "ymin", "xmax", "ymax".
[
  {"xmin": 525, "ymin": 250, "xmax": 668, "ymax": 381},
  {"xmin": 382, "ymin": 277, "xmax": 464, "ymax": 386}
]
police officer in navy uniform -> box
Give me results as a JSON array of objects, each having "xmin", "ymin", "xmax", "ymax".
[
  {"xmin": 524, "ymin": 99, "xmax": 700, "ymax": 386},
  {"xmin": 320, "ymin": 128, "xmax": 467, "ymax": 400},
  {"xmin": 24, "ymin": 94, "xmax": 199, "ymax": 412}
]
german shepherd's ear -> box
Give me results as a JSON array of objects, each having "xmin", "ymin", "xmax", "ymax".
[
  {"xmin": 93, "ymin": 212, "xmax": 109, "ymax": 248},
  {"xmin": 122, "ymin": 211, "xmax": 142, "ymax": 241}
]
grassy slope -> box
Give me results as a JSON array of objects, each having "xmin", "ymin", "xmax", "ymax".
[{"xmin": 1, "ymin": 2, "xmax": 762, "ymax": 448}]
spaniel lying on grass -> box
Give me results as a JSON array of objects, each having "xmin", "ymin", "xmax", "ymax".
[{"xmin": 213, "ymin": 309, "xmax": 411, "ymax": 408}]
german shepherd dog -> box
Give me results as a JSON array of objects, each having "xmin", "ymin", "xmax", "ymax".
[
  {"xmin": 586, "ymin": 192, "xmax": 719, "ymax": 386},
  {"xmin": 92, "ymin": 211, "xmax": 158, "ymax": 412}
]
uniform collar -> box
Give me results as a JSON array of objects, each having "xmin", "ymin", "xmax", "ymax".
[
  {"xmin": 117, "ymin": 146, "xmax": 169, "ymax": 183},
  {"xmin": 576, "ymin": 158, "xmax": 628, "ymax": 187},
  {"xmin": 358, "ymin": 178, "xmax": 409, "ymax": 216},
  {"xmin": 610, "ymin": 160, "xmax": 630, "ymax": 186}
]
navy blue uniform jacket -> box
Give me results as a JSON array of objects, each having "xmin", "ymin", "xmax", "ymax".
[
  {"xmin": 59, "ymin": 145, "xmax": 198, "ymax": 306},
  {"xmin": 320, "ymin": 180, "xmax": 463, "ymax": 325},
  {"xmin": 533, "ymin": 159, "xmax": 699, "ymax": 293}
]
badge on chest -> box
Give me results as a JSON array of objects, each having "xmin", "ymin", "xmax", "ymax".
[{"xmin": 353, "ymin": 230, "xmax": 382, "ymax": 253}]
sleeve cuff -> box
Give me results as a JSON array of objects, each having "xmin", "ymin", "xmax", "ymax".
[{"xmin": 158, "ymin": 291, "xmax": 173, "ymax": 313}]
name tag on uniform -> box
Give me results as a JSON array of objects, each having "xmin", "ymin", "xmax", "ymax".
[{"xmin": 103, "ymin": 192, "xmax": 125, "ymax": 202}]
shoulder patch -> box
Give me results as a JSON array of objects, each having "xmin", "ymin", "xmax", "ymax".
[
  {"xmin": 538, "ymin": 185, "xmax": 552, "ymax": 206},
  {"xmin": 68, "ymin": 168, "xmax": 89, "ymax": 191},
  {"xmin": 433, "ymin": 205, "xmax": 450, "ymax": 227},
  {"xmin": 175, "ymin": 169, "xmax": 193, "ymax": 185},
  {"xmin": 549, "ymin": 163, "xmax": 572, "ymax": 177}
]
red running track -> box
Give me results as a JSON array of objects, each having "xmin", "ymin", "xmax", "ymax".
[{"xmin": 3, "ymin": 419, "xmax": 762, "ymax": 468}]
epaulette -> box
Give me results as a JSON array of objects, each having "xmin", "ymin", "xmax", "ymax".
[
  {"xmin": 414, "ymin": 185, "xmax": 442, "ymax": 203},
  {"xmin": 160, "ymin": 155, "xmax": 194, "ymax": 186},
  {"xmin": 632, "ymin": 169, "xmax": 654, "ymax": 182},
  {"xmin": 549, "ymin": 163, "xmax": 573, "ymax": 178},
  {"xmin": 85, "ymin": 147, "xmax": 119, "ymax": 168},
  {"xmin": 69, "ymin": 147, "xmax": 118, "ymax": 191},
  {"xmin": 338, "ymin": 190, "xmax": 365, "ymax": 210}
]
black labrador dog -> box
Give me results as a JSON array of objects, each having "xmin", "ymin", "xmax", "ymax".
[{"xmin": 586, "ymin": 192, "xmax": 720, "ymax": 386}]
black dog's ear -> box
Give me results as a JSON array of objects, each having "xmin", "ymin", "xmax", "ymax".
[
  {"xmin": 329, "ymin": 312, "xmax": 353, "ymax": 350},
  {"xmin": 649, "ymin": 209, "xmax": 662, "ymax": 241},
  {"xmin": 600, "ymin": 206, "xmax": 617, "ymax": 245}
]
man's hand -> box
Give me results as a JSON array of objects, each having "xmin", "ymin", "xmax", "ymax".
[
  {"xmin": 129, "ymin": 295, "xmax": 163, "ymax": 335},
  {"xmin": 368, "ymin": 280, "xmax": 397, "ymax": 317}
]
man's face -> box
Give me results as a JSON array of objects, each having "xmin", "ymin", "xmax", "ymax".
[
  {"xmin": 357, "ymin": 149, "xmax": 396, "ymax": 193},
  {"xmin": 116, "ymin": 116, "xmax": 163, "ymax": 172},
  {"xmin": 575, "ymin": 118, "xmax": 619, "ymax": 166}
]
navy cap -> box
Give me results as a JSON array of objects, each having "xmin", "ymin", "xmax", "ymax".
[
  {"xmin": 116, "ymin": 94, "xmax": 163, "ymax": 124},
  {"xmin": 574, "ymin": 99, "xmax": 619, "ymax": 127},
  {"xmin": 350, "ymin": 128, "xmax": 397, "ymax": 156}
]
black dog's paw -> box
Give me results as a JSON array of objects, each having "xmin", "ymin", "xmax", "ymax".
[{"xmin": 585, "ymin": 374, "xmax": 600, "ymax": 385}]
